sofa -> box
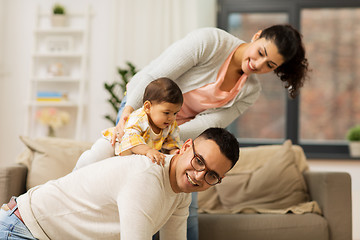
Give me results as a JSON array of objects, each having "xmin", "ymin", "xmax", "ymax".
[{"xmin": 0, "ymin": 136, "xmax": 352, "ymax": 240}]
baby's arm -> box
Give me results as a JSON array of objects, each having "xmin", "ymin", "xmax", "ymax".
[{"xmin": 129, "ymin": 144, "xmax": 165, "ymax": 166}]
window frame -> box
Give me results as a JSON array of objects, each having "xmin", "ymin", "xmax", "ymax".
[{"xmin": 217, "ymin": 0, "xmax": 360, "ymax": 159}]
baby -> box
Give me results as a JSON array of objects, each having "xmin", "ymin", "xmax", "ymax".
[{"xmin": 74, "ymin": 77, "xmax": 183, "ymax": 170}]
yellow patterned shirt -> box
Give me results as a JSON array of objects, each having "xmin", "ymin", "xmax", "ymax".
[{"xmin": 102, "ymin": 107, "xmax": 181, "ymax": 155}]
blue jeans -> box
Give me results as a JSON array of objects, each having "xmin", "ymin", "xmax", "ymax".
[
  {"xmin": 0, "ymin": 204, "xmax": 37, "ymax": 240},
  {"xmin": 115, "ymin": 95, "xmax": 128, "ymax": 125},
  {"xmin": 187, "ymin": 192, "xmax": 199, "ymax": 240},
  {"xmin": 116, "ymin": 97, "xmax": 199, "ymax": 240}
]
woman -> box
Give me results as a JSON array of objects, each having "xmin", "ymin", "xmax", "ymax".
[{"xmin": 114, "ymin": 24, "xmax": 309, "ymax": 240}]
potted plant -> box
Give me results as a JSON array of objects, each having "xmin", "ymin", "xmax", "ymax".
[
  {"xmin": 346, "ymin": 124, "xmax": 360, "ymax": 157},
  {"xmin": 51, "ymin": 3, "xmax": 67, "ymax": 27}
]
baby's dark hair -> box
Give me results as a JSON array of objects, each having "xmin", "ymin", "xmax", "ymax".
[
  {"xmin": 197, "ymin": 127, "xmax": 239, "ymax": 169},
  {"xmin": 260, "ymin": 24, "xmax": 309, "ymax": 99},
  {"xmin": 143, "ymin": 78, "xmax": 183, "ymax": 105}
]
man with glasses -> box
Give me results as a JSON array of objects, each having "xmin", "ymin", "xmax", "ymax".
[{"xmin": 0, "ymin": 128, "xmax": 239, "ymax": 240}]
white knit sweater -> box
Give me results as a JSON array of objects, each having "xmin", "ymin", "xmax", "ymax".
[
  {"xmin": 126, "ymin": 27, "xmax": 261, "ymax": 140},
  {"xmin": 17, "ymin": 155, "xmax": 191, "ymax": 240}
]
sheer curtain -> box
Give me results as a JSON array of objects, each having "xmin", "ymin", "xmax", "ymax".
[
  {"xmin": 0, "ymin": 1, "xmax": 5, "ymax": 78},
  {"xmin": 112, "ymin": 0, "xmax": 216, "ymax": 68}
]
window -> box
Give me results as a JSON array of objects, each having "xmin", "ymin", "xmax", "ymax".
[
  {"xmin": 218, "ymin": 0, "xmax": 360, "ymax": 158},
  {"xmin": 227, "ymin": 13, "xmax": 288, "ymax": 141},
  {"xmin": 300, "ymin": 8, "xmax": 360, "ymax": 143}
]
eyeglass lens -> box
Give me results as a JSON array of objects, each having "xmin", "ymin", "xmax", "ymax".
[{"xmin": 191, "ymin": 143, "xmax": 220, "ymax": 185}]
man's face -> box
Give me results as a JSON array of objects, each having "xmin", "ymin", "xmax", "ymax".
[{"xmin": 170, "ymin": 138, "xmax": 233, "ymax": 193}]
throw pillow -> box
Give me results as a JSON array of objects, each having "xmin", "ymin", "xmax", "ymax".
[
  {"xmin": 17, "ymin": 136, "xmax": 93, "ymax": 189},
  {"xmin": 215, "ymin": 140, "xmax": 309, "ymax": 211}
]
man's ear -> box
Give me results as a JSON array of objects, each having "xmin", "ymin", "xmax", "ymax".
[
  {"xmin": 251, "ymin": 30, "xmax": 262, "ymax": 42},
  {"xmin": 179, "ymin": 138, "xmax": 192, "ymax": 154},
  {"xmin": 143, "ymin": 100, "xmax": 152, "ymax": 114}
]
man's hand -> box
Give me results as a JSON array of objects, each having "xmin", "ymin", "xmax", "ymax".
[
  {"xmin": 111, "ymin": 106, "xmax": 134, "ymax": 145},
  {"xmin": 146, "ymin": 149, "xmax": 165, "ymax": 166}
]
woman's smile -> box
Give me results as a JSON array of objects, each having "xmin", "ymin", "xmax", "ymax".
[{"xmin": 247, "ymin": 59, "xmax": 256, "ymax": 72}]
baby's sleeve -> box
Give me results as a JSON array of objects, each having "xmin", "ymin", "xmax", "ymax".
[{"xmin": 162, "ymin": 121, "xmax": 182, "ymax": 151}]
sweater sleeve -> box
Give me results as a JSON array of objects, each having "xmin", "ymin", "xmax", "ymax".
[
  {"xmin": 125, "ymin": 28, "xmax": 216, "ymax": 110},
  {"xmin": 159, "ymin": 195, "xmax": 190, "ymax": 240},
  {"xmin": 161, "ymin": 121, "xmax": 181, "ymax": 151},
  {"xmin": 117, "ymin": 172, "xmax": 163, "ymax": 240},
  {"xmin": 118, "ymin": 187, "xmax": 155, "ymax": 239},
  {"xmin": 179, "ymin": 104, "xmax": 242, "ymax": 140}
]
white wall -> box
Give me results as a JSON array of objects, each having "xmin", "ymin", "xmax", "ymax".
[
  {"xmin": 0, "ymin": 0, "xmax": 5, "ymax": 113},
  {"xmin": 0, "ymin": 0, "xmax": 216, "ymax": 166},
  {"xmin": 0, "ymin": 0, "xmax": 34, "ymax": 166},
  {"xmin": 0, "ymin": 0, "xmax": 5, "ymax": 76}
]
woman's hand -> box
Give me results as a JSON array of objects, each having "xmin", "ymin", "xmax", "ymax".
[{"xmin": 111, "ymin": 106, "xmax": 134, "ymax": 145}]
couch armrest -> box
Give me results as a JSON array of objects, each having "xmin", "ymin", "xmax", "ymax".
[
  {"xmin": 304, "ymin": 171, "xmax": 352, "ymax": 240},
  {"xmin": 0, "ymin": 164, "xmax": 28, "ymax": 204}
]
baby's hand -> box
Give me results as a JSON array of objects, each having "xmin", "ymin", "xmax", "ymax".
[
  {"xmin": 146, "ymin": 149, "xmax": 165, "ymax": 166},
  {"xmin": 169, "ymin": 148, "xmax": 180, "ymax": 155}
]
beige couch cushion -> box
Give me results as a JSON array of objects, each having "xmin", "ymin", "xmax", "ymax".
[
  {"xmin": 199, "ymin": 140, "xmax": 320, "ymax": 214},
  {"xmin": 16, "ymin": 136, "xmax": 92, "ymax": 189},
  {"xmin": 216, "ymin": 140, "xmax": 309, "ymax": 209}
]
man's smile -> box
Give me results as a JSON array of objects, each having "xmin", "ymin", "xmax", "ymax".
[{"xmin": 186, "ymin": 172, "xmax": 199, "ymax": 186}]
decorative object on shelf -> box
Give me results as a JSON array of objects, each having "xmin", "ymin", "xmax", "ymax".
[
  {"xmin": 47, "ymin": 62, "xmax": 66, "ymax": 76},
  {"xmin": 46, "ymin": 36, "xmax": 73, "ymax": 53},
  {"xmin": 51, "ymin": 3, "xmax": 67, "ymax": 27},
  {"xmin": 36, "ymin": 108, "xmax": 70, "ymax": 137},
  {"xmin": 346, "ymin": 124, "xmax": 360, "ymax": 157},
  {"xmin": 104, "ymin": 62, "xmax": 138, "ymax": 126}
]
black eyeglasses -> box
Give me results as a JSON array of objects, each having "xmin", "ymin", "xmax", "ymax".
[{"xmin": 191, "ymin": 141, "xmax": 222, "ymax": 186}]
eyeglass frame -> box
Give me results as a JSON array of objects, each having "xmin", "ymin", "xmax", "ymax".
[{"xmin": 190, "ymin": 141, "xmax": 222, "ymax": 186}]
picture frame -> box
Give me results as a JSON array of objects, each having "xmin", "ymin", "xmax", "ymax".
[{"xmin": 45, "ymin": 36, "xmax": 73, "ymax": 53}]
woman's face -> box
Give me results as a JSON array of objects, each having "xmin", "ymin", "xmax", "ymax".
[{"xmin": 241, "ymin": 36, "xmax": 285, "ymax": 75}]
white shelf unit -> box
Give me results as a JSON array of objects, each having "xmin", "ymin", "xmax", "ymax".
[{"xmin": 25, "ymin": 5, "xmax": 91, "ymax": 139}]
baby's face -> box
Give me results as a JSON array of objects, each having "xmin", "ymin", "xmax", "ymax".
[{"xmin": 146, "ymin": 102, "xmax": 182, "ymax": 132}]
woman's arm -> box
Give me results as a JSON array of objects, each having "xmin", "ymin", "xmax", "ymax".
[
  {"xmin": 178, "ymin": 106, "xmax": 242, "ymax": 140},
  {"xmin": 125, "ymin": 28, "xmax": 219, "ymax": 109}
]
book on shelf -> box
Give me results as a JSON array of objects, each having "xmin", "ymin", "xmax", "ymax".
[{"xmin": 36, "ymin": 91, "xmax": 68, "ymax": 101}]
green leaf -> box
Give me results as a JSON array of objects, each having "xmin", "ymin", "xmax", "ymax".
[{"xmin": 103, "ymin": 62, "xmax": 139, "ymax": 126}]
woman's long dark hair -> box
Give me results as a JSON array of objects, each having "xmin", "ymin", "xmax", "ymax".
[{"xmin": 260, "ymin": 24, "xmax": 309, "ymax": 99}]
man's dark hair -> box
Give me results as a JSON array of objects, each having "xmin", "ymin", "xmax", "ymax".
[
  {"xmin": 143, "ymin": 78, "xmax": 183, "ymax": 105},
  {"xmin": 197, "ymin": 127, "xmax": 239, "ymax": 169}
]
